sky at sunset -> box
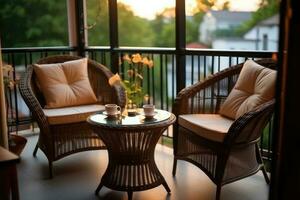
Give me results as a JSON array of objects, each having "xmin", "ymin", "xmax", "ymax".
[{"xmin": 118, "ymin": 0, "xmax": 261, "ymax": 19}]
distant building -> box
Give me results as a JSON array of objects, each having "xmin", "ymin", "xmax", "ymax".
[
  {"xmin": 243, "ymin": 14, "xmax": 279, "ymax": 50},
  {"xmin": 211, "ymin": 14, "xmax": 279, "ymax": 51},
  {"xmin": 200, "ymin": 10, "xmax": 252, "ymax": 45}
]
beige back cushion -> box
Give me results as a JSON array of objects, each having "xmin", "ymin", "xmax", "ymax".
[
  {"xmin": 219, "ymin": 60, "xmax": 276, "ymax": 119},
  {"xmin": 33, "ymin": 58, "xmax": 97, "ymax": 108}
]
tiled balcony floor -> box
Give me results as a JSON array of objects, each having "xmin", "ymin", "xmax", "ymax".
[{"xmin": 17, "ymin": 133, "xmax": 269, "ymax": 200}]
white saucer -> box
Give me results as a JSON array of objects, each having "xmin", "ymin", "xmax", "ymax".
[
  {"xmin": 142, "ymin": 113, "xmax": 156, "ymax": 119},
  {"xmin": 103, "ymin": 111, "xmax": 120, "ymax": 118}
]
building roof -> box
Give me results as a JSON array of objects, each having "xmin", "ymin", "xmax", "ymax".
[
  {"xmin": 209, "ymin": 10, "xmax": 252, "ymax": 23},
  {"xmin": 258, "ymin": 14, "xmax": 279, "ymax": 26},
  {"xmin": 243, "ymin": 14, "xmax": 280, "ymax": 40},
  {"xmin": 186, "ymin": 42, "xmax": 208, "ymax": 49}
]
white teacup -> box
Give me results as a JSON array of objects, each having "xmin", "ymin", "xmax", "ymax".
[
  {"xmin": 143, "ymin": 104, "xmax": 155, "ymax": 117},
  {"xmin": 105, "ymin": 104, "xmax": 121, "ymax": 116}
]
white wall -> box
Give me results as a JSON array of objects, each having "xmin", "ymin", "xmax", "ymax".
[
  {"xmin": 212, "ymin": 39, "xmax": 257, "ymax": 50},
  {"xmin": 212, "ymin": 39, "xmax": 258, "ymax": 71},
  {"xmin": 200, "ymin": 13, "xmax": 216, "ymax": 44},
  {"xmin": 244, "ymin": 26, "xmax": 279, "ymax": 50},
  {"xmin": 216, "ymin": 21, "xmax": 241, "ymax": 30},
  {"xmin": 200, "ymin": 12, "xmax": 252, "ymax": 45}
]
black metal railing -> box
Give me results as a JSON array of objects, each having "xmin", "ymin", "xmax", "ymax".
[{"xmin": 2, "ymin": 46, "xmax": 275, "ymax": 160}]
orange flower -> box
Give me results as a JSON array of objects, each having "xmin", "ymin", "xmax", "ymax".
[
  {"xmin": 148, "ymin": 60, "xmax": 154, "ymax": 68},
  {"xmin": 132, "ymin": 53, "xmax": 142, "ymax": 63},
  {"xmin": 141, "ymin": 57, "xmax": 154, "ymax": 68},
  {"xmin": 123, "ymin": 54, "xmax": 132, "ymax": 63},
  {"xmin": 142, "ymin": 57, "xmax": 149, "ymax": 65},
  {"xmin": 108, "ymin": 73, "xmax": 121, "ymax": 86}
]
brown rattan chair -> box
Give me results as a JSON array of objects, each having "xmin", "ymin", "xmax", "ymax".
[
  {"xmin": 19, "ymin": 55, "xmax": 126, "ymax": 177},
  {"xmin": 172, "ymin": 59, "xmax": 276, "ymax": 200}
]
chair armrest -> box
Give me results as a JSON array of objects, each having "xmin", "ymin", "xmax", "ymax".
[
  {"xmin": 172, "ymin": 63, "xmax": 243, "ymax": 116},
  {"xmin": 19, "ymin": 66, "xmax": 51, "ymax": 137},
  {"xmin": 88, "ymin": 59, "xmax": 127, "ymax": 108},
  {"xmin": 224, "ymin": 99, "xmax": 275, "ymax": 146}
]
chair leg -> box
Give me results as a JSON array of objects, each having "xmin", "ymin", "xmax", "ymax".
[
  {"xmin": 261, "ymin": 166, "xmax": 270, "ymax": 184},
  {"xmin": 255, "ymin": 143, "xmax": 270, "ymax": 184},
  {"xmin": 172, "ymin": 158, "xmax": 177, "ymax": 176},
  {"xmin": 127, "ymin": 191, "xmax": 133, "ymax": 200},
  {"xmin": 48, "ymin": 161, "xmax": 53, "ymax": 179},
  {"xmin": 95, "ymin": 182, "xmax": 103, "ymax": 195},
  {"xmin": 162, "ymin": 181, "xmax": 171, "ymax": 193},
  {"xmin": 33, "ymin": 142, "xmax": 39, "ymax": 157},
  {"xmin": 216, "ymin": 184, "xmax": 222, "ymax": 200}
]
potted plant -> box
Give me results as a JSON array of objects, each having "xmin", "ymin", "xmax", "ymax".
[
  {"xmin": 109, "ymin": 53, "xmax": 154, "ymax": 115},
  {"xmin": 2, "ymin": 63, "xmax": 27, "ymax": 155}
]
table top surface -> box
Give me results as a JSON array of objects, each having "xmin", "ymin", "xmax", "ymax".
[{"xmin": 88, "ymin": 109, "xmax": 174, "ymax": 128}]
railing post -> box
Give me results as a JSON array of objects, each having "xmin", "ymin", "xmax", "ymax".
[
  {"xmin": 175, "ymin": 0, "xmax": 186, "ymax": 94},
  {"xmin": 108, "ymin": 0, "xmax": 119, "ymax": 74}
]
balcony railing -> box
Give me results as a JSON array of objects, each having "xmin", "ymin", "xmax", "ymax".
[{"xmin": 2, "ymin": 46, "xmax": 275, "ymax": 161}]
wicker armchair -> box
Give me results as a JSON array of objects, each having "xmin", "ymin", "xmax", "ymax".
[
  {"xmin": 19, "ymin": 55, "xmax": 126, "ymax": 177},
  {"xmin": 172, "ymin": 59, "xmax": 276, "ymax": 200}
]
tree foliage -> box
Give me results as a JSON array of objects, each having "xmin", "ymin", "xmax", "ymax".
[
  {"xmin": 0, "ymin": 0, "xmax": 223, "ymax": 48},
  {"xmin": 87, "ymin": 0, "xmax": 154, "ymax": 47},
  {"xmin": 194, "ymin": 0, "xmax": 217, "ymax": 12},
  {"xmin": 185, "ymin": 0, "xmax": 230, "ymax": 45},
  {"xmin": 0, "ymin": 0, "xmax": 68, "ymax": 47},
  {"xmin": 236, "ymin": 0, "xmax": 279, "ymax": 35},
  {"xmin": 193, "ymin": 0, "xmax": 230, "ymax": 12},
  {"xmin": 151, "ymin": 10, "xmax": 175, "ymax": 47},
  {"xmin": 0, "ymin": 0, "xmax": 279, "ymax": 48},
  {"xmin": 86, "ymin": 0, "xmax": 110, "ymax": 46},
  {"xmin": 117, "ymin": 3, "xmax": 154, "ymax": 47},
  {"xmin": 186, "ymin": 12, "xmax": 205, "ymax": 44}
]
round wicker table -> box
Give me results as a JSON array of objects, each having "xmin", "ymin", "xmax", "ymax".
[{"xmin": 87, "ymin": 109, "xmax": 176, "ymax": 200}]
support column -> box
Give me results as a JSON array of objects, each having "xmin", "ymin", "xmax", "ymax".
[
  {"xmin": 67, "ymin": 0, "xmax": 87, "ymax": 56},
  {"xmin": 175, "ymin": 0, "xmax": 186, "ymax": 94},
  {"xmin": 173, "ymin": 0, "xmax": 186, "ymax": 159},
  {"xmin": 108, "ymin": 0, "xmax": 119, "ymax": 74},
  {"xmin": 67, "ymin": 0, "xmax": 77, "ymax": 48},
  {"xmin": 270, "ymin": 0, "xmax": 300, "ymax": 199}
]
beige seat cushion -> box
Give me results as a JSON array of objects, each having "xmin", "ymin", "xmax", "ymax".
[
  {"xmin": 43, "ymin": 104, "xmax": 105, "ymax": 125},
  {"xmin": 34, "ymin": 58, "xmax": 97, "ymax": 108},
  {"xmin": 178, "ymin": 114, "xmax": 234, "ymax": 142},
  {"xmin": 220, "ymin": 60, "xmax": 276, "ymax": 119}
]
